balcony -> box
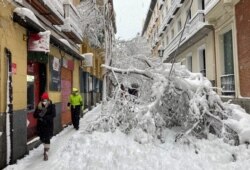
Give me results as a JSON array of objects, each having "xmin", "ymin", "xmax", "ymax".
[
  {"xmin": 204, "ymin": 0, "xmax": 220, "ymax": 14},
  {"xmin": 163, "ymin": 30, "xmax": 182, "ymax": 58},
  {"xmin": 184, "ymin": 11, "xmax": 205, "ymax": 38},
  {"xmin": 221, "ymin": 74, "xmax": 235, "ymax": 96},
  {"xmin": 25, "ymin": 0, "xmax": 64, "ymax": 25},
  {"xmin": 62, "ymin": 2, "xmax": 83, "ymax": 44}
]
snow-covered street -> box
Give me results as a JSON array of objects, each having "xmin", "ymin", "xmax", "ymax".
[{"xmin": 4, "ymin": 105, "xmax": 250, "ymax": 170}]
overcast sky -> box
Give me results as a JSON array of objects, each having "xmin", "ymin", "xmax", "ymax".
[{"xmin": 113, "ymin": 0, "xmax": 151, "ymax": 40}]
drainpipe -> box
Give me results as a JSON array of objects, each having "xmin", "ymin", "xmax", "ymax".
[
  {"xmin": 5, "ymin": 48, "xmax": 13, "ymax": 165},
  {"xmin": 212, "ymin": 29, "xmax": 218, "ymax": 89}
]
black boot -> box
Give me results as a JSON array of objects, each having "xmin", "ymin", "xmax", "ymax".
[{"xmin": 43, "ymin": 148, "xmax": 49, "ymax": 161}]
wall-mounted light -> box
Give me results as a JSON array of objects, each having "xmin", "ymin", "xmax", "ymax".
[
  {"xmin": 23, "ymin": 34, "xmax": 27, "ymax": 41},
  {"xmin": 158, "ymin": 45, "xmax": 164, "ymax": 58}
]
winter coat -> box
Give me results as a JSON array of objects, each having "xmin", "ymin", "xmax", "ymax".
[
  {"xmin": 34, "ymin": 100, "xmax": 56, "ymax": 140},
  {"xmin": 68, "ymin": 93, "xmax": 83, "ymax": 108}
]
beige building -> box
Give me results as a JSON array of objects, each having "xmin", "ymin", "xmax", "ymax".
[{"xmin": 142, "ymin": 0, "xmax": 242, "ymax": 97}]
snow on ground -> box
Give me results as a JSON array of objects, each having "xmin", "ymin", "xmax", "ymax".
[{"xmin": 5, "ymin": 105, "xmax": 250, "ymax": 170}]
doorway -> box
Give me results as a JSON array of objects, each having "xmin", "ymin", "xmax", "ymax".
[
  {"xmin": 61, "ymin": 67, "xmax": 72, "ymax": 127},
  {"xmin": 26, "ymin": 62, "xmax": 47, "ymax": 140}
]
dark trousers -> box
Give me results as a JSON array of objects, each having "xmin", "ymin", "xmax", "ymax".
[{"xmin": 71, "ymin": 105, "xmax": 81, "ymax": 129}]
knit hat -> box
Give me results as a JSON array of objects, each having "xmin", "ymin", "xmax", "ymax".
[
  {"xmin": 72, "ymin": 88, "xmax": 78, "ymax": 92},
  {"xmin": 41, "ymin": 92, "xmax": 49, "ymax": 100}
]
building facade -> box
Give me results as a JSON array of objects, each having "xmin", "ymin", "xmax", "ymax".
[
  {"xmin": 0, "ymin": 0, "xmax": 116, "ymax": 168},
  {"xmin": 142, "ymin": 0, "xmax": 249, "ymax": 113}
]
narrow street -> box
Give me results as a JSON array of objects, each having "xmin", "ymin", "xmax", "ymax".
[{"xmin": 5, "ymin": 105, "xmax": 250, "ymax": 170}]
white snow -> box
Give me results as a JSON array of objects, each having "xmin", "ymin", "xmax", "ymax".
[
  {"xmin": 28, "ymin": 31, "xmax": 51, "ymax": 53},
  {"xmin": 4, "ymin": 105, "xmax": 250, "ymax": 170},
  {"xmin": 223, "ymin": 103, "xmax": 250, "ymax": 144},
  {"xmin": 59, "ymin": 39, "xmax": 72, "ymax": 48},
  {"xmin": 13, "ymin": 7, "xmax": 43, "ymax": 28}
]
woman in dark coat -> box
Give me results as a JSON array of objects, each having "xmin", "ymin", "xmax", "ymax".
[{"xmin": 34, "ymin": 92, "xmax": 55, "ymax": 161}]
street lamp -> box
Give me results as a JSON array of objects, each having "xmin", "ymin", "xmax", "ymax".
[{"xmin": 158, "ymin": 45, "xmax": 164, "ymax": 58}]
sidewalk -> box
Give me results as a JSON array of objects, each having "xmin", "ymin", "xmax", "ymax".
[{"xmin": 4, "ymin": 105, "xmax": 102, "ymax": 170}]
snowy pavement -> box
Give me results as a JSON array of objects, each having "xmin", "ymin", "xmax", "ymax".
[{"xmin": 4, "ymin": 105, "xmax": 250, "ymax": 170}]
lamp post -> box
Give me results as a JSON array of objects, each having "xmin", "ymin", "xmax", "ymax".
[{"xmin": 158, "ymin": 45, "xmax": 164, "ymax": 60}]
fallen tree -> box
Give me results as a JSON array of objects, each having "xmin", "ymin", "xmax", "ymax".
[{"xmin": 86, "ymin": 37, "xmax": 250, "ymax": 146}]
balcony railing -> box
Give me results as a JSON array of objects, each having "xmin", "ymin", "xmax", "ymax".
[
  {"xmin": 204, "ymin": 0, "xmax": 220, "ymax": 14},
  {"xmin": 25, "ymin": 0, "xmax": 64, "ymax": 25},
  {"xmin": 221, "ymin": 74, "xmax": 235, "ymax": 96},
  {"xmin": 162, "ymin": 11, "xmax": 206, "ymax": 59},
  {"xmin": 62, "ymin": 2, "xmax": 83, "ymax": 44},
  {"xmin": 184, "ymin": 11, "xmax": 205, "ymax": 37},
  {"xmin": 163, "ymin": 30, "xmax": 182, "ymax": 57}
]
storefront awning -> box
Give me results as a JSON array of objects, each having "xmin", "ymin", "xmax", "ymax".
[
  {"xmin": 13, "ymin": 8, "xmax": 45, "ymax": 32},
  {"xmin": 13, "ymin": 8, "xmax": 83, "ymax": 61}
]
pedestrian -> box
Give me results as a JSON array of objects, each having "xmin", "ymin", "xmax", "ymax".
[
  {"xmin": 33, "ymin": 92, "xmax": 56, "ymax": 161},
  {"xmin": 67, "ymin": 88, "xmax": 83, "ymax": 130}
]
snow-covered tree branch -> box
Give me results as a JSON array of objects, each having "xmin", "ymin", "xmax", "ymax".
[{"xmin": 86, "ymin": 36, "xmax": 250, "ymax": 147}]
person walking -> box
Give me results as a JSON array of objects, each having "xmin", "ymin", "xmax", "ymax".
[
  {"xmin": 34, "ymin": 92, "xmax": 56, "ymax": 161},
  {"xmin": 67, "ymin": 88, "xmax": 83, "ymax": 130}
]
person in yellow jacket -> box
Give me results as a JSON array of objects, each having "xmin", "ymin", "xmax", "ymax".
[{"xmin": 67, "ymin": 88, "xmax": 83, "ymax": 130}]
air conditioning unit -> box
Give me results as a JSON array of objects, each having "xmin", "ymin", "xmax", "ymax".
[{"xmin": 223, "ymin": 0, "xmax": 233, "ymax": 6}]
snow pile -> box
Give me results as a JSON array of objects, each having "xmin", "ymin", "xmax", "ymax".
[
  {"xmin": 223, "ymin": 103, "xmax": 250, "ymax": 144},
  {"xmin": 4, "ymin": 105, "xmax": 250, "ymax": 170}
]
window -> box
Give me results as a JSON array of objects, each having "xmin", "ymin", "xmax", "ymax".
[
  {"xmin": 171, "ymin": 29, "xmax": 174, "ymax": 39},
  {"xmin": 199, "ymin": 48, "xmax": 206, "ymax": 77},
  {"xmin": 223, "ymin": 30, "xmax": 234, "ymax": 75},
  {"xmin": 187, "ymin": 55, "xmax": 192, "ymax": 71},
  {"xmin": 166, "ymin": 35, "xmax": 169, "ymax": 45},
  {"xmin": 187, "ymin": 9, "xmax": 191, "ymax": 21},
  {"xmin": 221, "ymin": 30, "xmax": 235, "ymax": 96},
  {"xmin": 178, "ymin": 20, "xmax": 182, "ymax": 32},
  {"xmin": 199, "ymin": 0, "xmax": 205, "ymax": 10}
]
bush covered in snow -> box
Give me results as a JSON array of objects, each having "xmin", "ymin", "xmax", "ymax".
[{"xmin": 86, "ymin": 37, "xmax": 250, "ymax": 146}]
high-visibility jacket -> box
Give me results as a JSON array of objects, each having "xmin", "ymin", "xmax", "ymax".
[{"xmin": 68, "ymin": 94, "xmax": 83, "ymax": 107}]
